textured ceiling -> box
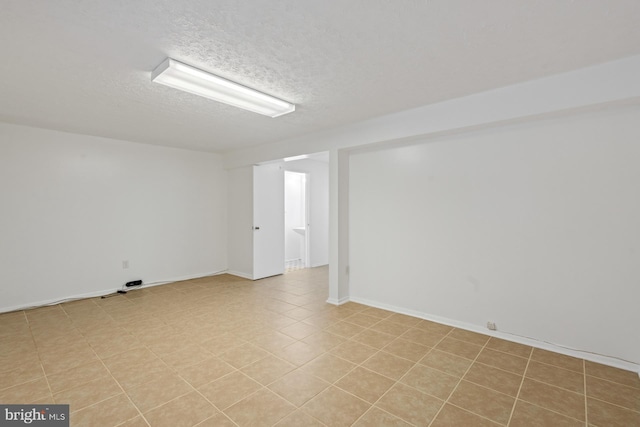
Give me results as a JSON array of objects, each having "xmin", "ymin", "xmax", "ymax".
[{"xmin": 1, "ymin": 0, "xmax": 640, "ymax": 153}]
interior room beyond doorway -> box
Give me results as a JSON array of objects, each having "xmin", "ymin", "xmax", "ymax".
[{"xmin": 284, "ymin": 170, "xmax": 308, "ymax": 272}]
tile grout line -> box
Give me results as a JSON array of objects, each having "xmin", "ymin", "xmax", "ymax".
[
  {"xmin": 92, "ymin": 301, "xmax": 181, "ymax": 425},
  {"xmin": 267, "ymin": 336, "xmax": 365, "ymax": 424},
  {"xmin": 469, "ymin": 358, "xmax": 526, "ymax": 378},
  {"xmin": 109, "ymin": 327, "xmax": 244, "ymax": 425},
  {"xmin": 584, "ymin": 371, "xmax": 640, "ymax": 391},
  {"xmin": 447, "ymin": 402, "xmax": 510, "ymax": 425},
  {"xmin": 215, "ymin": 386, "xmax": 264, "ymax": 425},
  {"xmin": 39, "ymin": 303, "xmax": 143, "ymax": 424},
  {"xmin": 340, "ymin": 352, "xmax": 417, "ymax": 426},
  {"xmin": 188, "ymin": 321, "xmax": 352, "ymax": 426},
  {"xmin": 171, "ymin": 359, "xmax": 243, "ymax": 425},
  {"xmin": 528, "ymin": 357, "xmax": 585, "ymax": 375},
  {"xmin": 294, "ymin": 311, "xmax": 433, "ymax": 426},
  {"xmin": 87, "ymin": 330, "xmax": 150, "ymax": 425},
  {"xmin": 586, "ymin": 395, "xmax": 640, "ymax": 414},
  {"xmin": 505, "ymin": 346, "xmax": 533, "ymax": 426},
  {"xmin": 24, "ymin": 309, "xmax": 56, "ymax": 404},
  {"xmin": 280, "ymin": 319, "xmax": 509, "ymax": 426},
  {"xmin": 5, "ymin": 270, "xmax": 637, "ymax": 426},
  {"xmin": 511, "ymin": 400, "xmax": 588, "ymax": 424},
  {"xmin": 342, "ymin": 313, "xmax": 444, "ymax": 427},
  {"xmin": 346, "ymin": 324, "xmax": 458, "ymax": 426},
  {"xmin": 427, "ymin": 333, "xmax": 492, "ymax": 427},
  {"xmin": 341, "ymin": 330, "xmax": 527, "ymax": 384}
]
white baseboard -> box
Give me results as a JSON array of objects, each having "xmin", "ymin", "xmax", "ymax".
[
  {"xmin": 310, "ymin": 262, "xmax": 329, "ymax": 268},
  {"xmin": 326, "ymin": 296, "xmax": 351, "ymax": 306},
  {"xmin": 226, "ymin": 270, "xmax": 254, "ymax": 280},
  {"xmin": 0, "ymin": 270, "xmax": 227, "ymax": 314},
  {"xmin": 349, "ymin": 296, "xmax": 640, "ymax": 374},
  {"xmin": 1, "ymin": 288, "xmax": 122, "ymax": 314}
]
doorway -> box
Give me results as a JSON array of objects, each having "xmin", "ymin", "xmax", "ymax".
[{"xmin": 284, "ymin": 171, "xmax": 309, "ymax": 271}]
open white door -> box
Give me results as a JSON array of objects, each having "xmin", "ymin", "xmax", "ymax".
[{"xmin": 253, "ymin": 164, "xmax": 285, "ymax": 279}]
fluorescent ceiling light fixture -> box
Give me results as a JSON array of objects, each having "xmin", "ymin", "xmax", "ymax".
[
  {"xmin": 284, "ymin": 154, "xmax": 309, "ymax": 162},
  {"xmin": 151, "ymin": 58, "xmax": 295, "ymax": 117}
]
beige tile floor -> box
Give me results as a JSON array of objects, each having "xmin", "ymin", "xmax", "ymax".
[{"xmin": 1, "ymin": 266, "xmax": 639, "ymax": 426}]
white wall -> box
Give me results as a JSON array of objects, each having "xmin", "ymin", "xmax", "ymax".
[
  {"xmin": 0, "ymin": 123, "xmax": 227, "ymax": 312},
  {"xmin": 221, "ymin": 55, "xmax": 640, "ymax": 335},
  {"xmin": 329, "ymin": 149, "xmax": 350, "ymax": 304},
  {"xmin": 226, "ymin": 166, "xmax": 253, "ymax": 278},
  {"xmin": 224, "ymin": 54, "xmax": 640, "ymax": 169},
  {"xmin": 349, "ymin": 105, "xmax": 640, "ymax": 366},
  {"xmin": 280, "ymin": 159, "xmax": 329, "ymax": 267}
]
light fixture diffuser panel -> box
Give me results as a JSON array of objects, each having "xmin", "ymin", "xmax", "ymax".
[{"xmin": 151, "ymin": 58, "xmax": 295, "ymax": 117}]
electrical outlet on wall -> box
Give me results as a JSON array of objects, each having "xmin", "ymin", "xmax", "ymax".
[
  {"xmin": 487, "ymin": 321, "xmax": 497, "ymax": 331},
  {"xmin": 122, "ymin": 260, "xmax": 129, "ymax": 269}
]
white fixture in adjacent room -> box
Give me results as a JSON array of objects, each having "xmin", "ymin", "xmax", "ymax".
[
  {"xmin": 151, "ymin": 58, "xmax": 295, "ymax": 117},
  {"xmin": 284, "ymin": 171, "xmax": 309, "ymax": 270}
]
